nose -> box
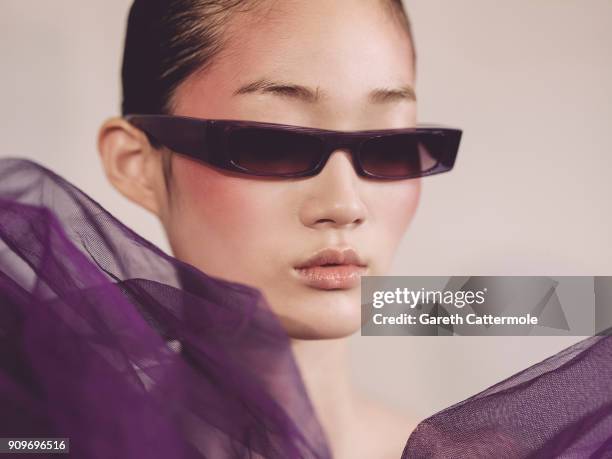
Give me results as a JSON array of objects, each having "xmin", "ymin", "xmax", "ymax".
[{"xmin": 298, "ymin": 149, "xmax": 368, "ymax": 229}]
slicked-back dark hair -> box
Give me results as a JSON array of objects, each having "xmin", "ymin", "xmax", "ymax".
[{"xmin": 121, "ymin": 0, "xmax": 415, "ymax": 116}]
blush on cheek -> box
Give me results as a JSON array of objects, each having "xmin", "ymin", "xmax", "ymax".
[
  {"xmin": 173, "ymin": 158, "xmax": 287, "ymax": 251},
  {"xmin": 169, "ymin": 159, "xmax": 299, "ymax": 290},
  {"xmin": 385, "ymin": 181, "xmax": 421, "ymax": 237},
  {"xmin": 363, "ymin": 181, "xmax": 420, "ymax": 276},
  {"xmin": 172, "ymin": 159, "xmax": 255, "ymax": 232}
]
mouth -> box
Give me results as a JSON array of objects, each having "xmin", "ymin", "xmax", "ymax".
[{"xmin": 293, "ymin": 247, "xmax": 368, "ymax": 290}]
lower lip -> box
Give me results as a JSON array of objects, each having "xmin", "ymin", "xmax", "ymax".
[{"xmin": 293, "ymin": 264, "xmax": 368, "ymax": 290}]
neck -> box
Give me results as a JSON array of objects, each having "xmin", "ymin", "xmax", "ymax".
[{"xmin": 290, "ymin": 336, "xmax": 358, "ymax": 454}]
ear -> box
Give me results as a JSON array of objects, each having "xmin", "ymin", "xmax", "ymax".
[{"xmin": 97, "ymin": 117, "xmax": 167, "ymax": 216}]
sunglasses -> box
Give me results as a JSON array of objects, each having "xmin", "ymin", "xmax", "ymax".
[{"xmin": 125, "ymin": 115, "xmax": 462, "ymax": 180}]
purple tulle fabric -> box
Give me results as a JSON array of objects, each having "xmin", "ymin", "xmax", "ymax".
[
  {"xmin": 403, "ymin": 332, "xmax": 612, "ymax": 458},
  {"xmin": 0, "ymin": 157, "xmax": 331, "ymax": 458},
  {"xmin": 1, "ymin": 157, "xmax": 611, "ymax": 458}
]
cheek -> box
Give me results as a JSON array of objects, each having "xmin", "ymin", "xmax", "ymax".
[
  {"xmin": 179, "ymin": 164, "xmax": 253, "ymax": 233},
  {"xmin": 167, "ymin": 159, "xmax": 278, "ymax": 275},
  {"xmin": 373, "ymin": 180, "xmax": 421, "ymax": 247}
]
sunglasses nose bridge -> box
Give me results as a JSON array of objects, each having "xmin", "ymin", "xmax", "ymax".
[
  {"xmin": 326, "ymin": 132, "xmax": 358, "ymax": 153},
  {"xmin": 318, "ymin": 134, "xmax": 362, "ymax": 174}
]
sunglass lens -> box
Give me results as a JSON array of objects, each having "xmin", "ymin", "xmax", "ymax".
[
  {"xmin": 360, "ymin": 133, "xmax": 441, "ymax": 178},
  {"xmin": 228, "ymin": 129, "xmax": 323, "ymax": 175}
]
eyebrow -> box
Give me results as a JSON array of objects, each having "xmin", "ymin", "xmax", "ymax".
[{"xmin": 233, "ymin": 78, "xmax": 416, "ymax": 104}]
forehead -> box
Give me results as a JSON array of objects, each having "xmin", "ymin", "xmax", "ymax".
[
  {"xmin": 222, "ymin": 0, "xmax": 413, "ymax": 80},
  {"xmin": 171, "ymin": 0, "xmax": 415, "ymax": 126}
]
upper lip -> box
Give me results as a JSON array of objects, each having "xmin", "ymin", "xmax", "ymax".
[{"xmin": 294, "ymin": 247, "xmax": 367, "ymax": 269}]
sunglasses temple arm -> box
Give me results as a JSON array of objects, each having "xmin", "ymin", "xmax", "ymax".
[{"xmin": 128, "ymin": 116, "xmax": 216, "ymax": 162}]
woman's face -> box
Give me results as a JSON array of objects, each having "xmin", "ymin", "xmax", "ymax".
[{"xmin": 162, "ymin": 0, "xmax": 419, "ymax": 339}]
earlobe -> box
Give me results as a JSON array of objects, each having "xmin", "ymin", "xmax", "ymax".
[{"xmin": 97, "ymin": 117, "xmax": 164, "ymax": 216}]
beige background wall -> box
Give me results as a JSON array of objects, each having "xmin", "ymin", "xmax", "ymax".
[{"xmin": 1, "ymin": 1, "xmax": 611, "ymax": 422}]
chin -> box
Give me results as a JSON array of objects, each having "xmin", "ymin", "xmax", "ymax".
[{"xmin": 275, "ymin": 296, "xmax": 363, "ymax": 340}]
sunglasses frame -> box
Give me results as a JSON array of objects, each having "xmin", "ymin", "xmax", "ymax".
[{"xmin": 124, "ymin": 114, "xmax": 462, "ymax": 180}]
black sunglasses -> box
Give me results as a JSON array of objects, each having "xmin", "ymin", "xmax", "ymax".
[{"xmin": 125, "ymin": 115, "xmax": 462, "ymax": 180}]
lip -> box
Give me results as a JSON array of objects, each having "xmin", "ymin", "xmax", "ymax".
[{"xmin": 293, "ymin": 247, "xmax": 368, "ymax": 290}]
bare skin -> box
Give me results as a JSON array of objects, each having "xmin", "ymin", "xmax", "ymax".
[
  {"xmin": 99, "ymin": 0, "xmax": 420, "ymax": 456},
  {"xmin": 293, "ymin": 338, "xmax": 418, "ymax": 457}
]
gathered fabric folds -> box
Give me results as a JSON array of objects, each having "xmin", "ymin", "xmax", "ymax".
[
  {"xmin": 402, "ymin": 330, "xmax": 612, "ymax": 458},
  {"xmin": 1, "ymin": 157, "xmax": 611, "ymax": 458},
  {"xmin": 0, "ymin": 157, "xmax": 332, "ymax": 458}
]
